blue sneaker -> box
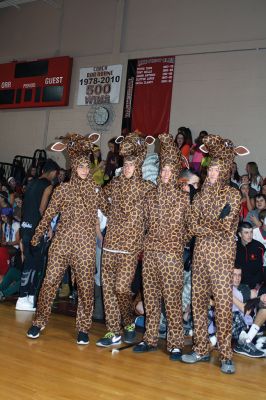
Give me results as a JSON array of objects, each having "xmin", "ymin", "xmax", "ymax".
[{"xmin": 96, "ymin": 332, "xmax": 122, "ymax": 347}]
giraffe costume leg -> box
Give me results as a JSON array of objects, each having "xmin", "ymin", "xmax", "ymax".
[
  {"xmin": 102, "ymin": 250, "xmax": 138, "ymax": 333},
  {"xmin": 143, "ymin": 251, "xmax": 184, "ymax": 351}
]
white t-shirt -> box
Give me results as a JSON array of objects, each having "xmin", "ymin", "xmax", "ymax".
[{"xmin": 2, "ymin": 221, "xmax": 20, "ymax": 249}]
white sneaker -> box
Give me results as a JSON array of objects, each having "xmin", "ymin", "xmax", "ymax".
[
  {"xmin": 15, "ymin": 297, "xmax": 36, "ymax": 312},
  {"xmin": 28, "ymin": 295, "xmax": 35, "ymax": 305}
]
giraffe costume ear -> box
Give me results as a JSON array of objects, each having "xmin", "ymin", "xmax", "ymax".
[
  {"xmin": 88, "ymin": 132, "xmax": 100, "ymax": 144},
  {"xmin": 50, "ymin": 142, "xmax": 67, "ymax": 152},
  {"xmin": 145, "ymin": 136, "xmax": 155, "ymax": 145},
  {"xmin": 115, "ymin": 136, "xmax": 124, "ymax": 144},
  {"xmin": 199, "ymin": 144, "xmax": 208, "ymax": 153},
  {"xmin": 234, "ymin": 146, "xmax": 250, "ymax": 156}
]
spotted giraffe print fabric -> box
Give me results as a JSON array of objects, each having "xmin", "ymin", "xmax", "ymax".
[
  {"xmin": 142, "ymin": 133, "xmax": 190, "ymax": 351},
  {"xmin": 31, "ymin": 133, "xmax": 99, "ymax": 334},
  {"xmin": 99, "ymin": 132, "xmax": 155, "ymax": 333},
  {"xmin": 189, "ymin": 134, "xmax": 247, "ymax": 361}
]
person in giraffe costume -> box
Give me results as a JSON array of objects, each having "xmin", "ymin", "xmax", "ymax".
[
  {"xmin": 27, "ymin": 132, "xmax": 100, "ymax": 345},
  {"xmin": 96, "ymin": 132, "xmax": 155, "ymax": 347},
  {"xmin": 133, "ymin": 133, "xmax": 191, "ymax": 360},
  {"xmin": 181, "ymin": 133, "xmax": 249, "ymax": 374}
]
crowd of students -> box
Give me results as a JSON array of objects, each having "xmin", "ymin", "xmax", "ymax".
[{"xmin": 0, "ymin": 128, "xmax": 265, "ymax": 374}]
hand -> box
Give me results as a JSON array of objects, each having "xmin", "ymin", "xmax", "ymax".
[
  {"xmin": 250, "ymin": 215, "xmax": 261, "ymax": 227},
  {"xmin": 250, "ymin": 289, "xmax": 258, "ymax": 299},
  {"xmin": 47, "ymin": 227, "xmax": 53, "ymax": 241},
  {"xmin": 219, "ymin": 203, "xmax": 231, "ymax": 219}
]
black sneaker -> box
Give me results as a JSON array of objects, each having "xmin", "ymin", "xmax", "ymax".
[
  {"xmin": 77, "ymin": 332, "xmax": 89, "ymax": 345},
  {"xmin": 234, "ymin": 341, "xmax": 264, "ymax": 358},
  {"xmin": 27, "ymin": 325, "xmax": 42, "ymax": 339},
  {"xmin": 132, "ymin": 341, "xmax": 157, "ymax": 353},
  {"xmin": 169, "ymin": 348, "xmax": 182, "ymax": 361},
  {"xmin": 96, "ymin": 332, "xmax": 122, "ymax": 347},
  {"xmin": 124, "ymin": 323, "xmax": 136, "ymax": 343}
]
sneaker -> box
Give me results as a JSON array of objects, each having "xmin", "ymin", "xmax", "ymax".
[
  {"xmin": 124, "ymin": 323, "xmax": 136, "ymax": 343},
  {"xmin": 28, "ymin": 295, "xmax": 35, "ymax": 305},
  {"xmin": 16, "ymin": 297, "xmax": 36, "ymax": 312},
  {"xmin": 0, "ymin": 291, "xmax": 5, "ymax": 301},
  {"xmin": 255, "ymin": 342, "xmax": 266, "ymax": 356},
  {"xmin": 77, "ymin": 332, "xmax": 89, "ymax": 345},
  {"xmin": 181, "ymin": 351, "xmax": 210, "ymax": 363},
  {"xmin": 234, "ymin": 341, "xmax": 265, "ymax": 358},
  {"xmin": 169, "ymin": 348, "xmax": 182, "ymax": 361},
  {"xmin": 96, "ymin": 332, "xmax": 122, "ymax": 347},
  {"xmin": 220, "ymin": 360, "xmax": 235, "ymax": 374},
  {"xmin": 27, "ymin": 325, "xmax": 44, "ymax": 339},
  {"xmin": 132, "ymin": 341, "xmax": 157, "ymax": 353}
]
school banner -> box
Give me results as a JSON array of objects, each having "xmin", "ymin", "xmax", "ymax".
[{"xmin": 122, "ymin": 56, "xmax": 175, "ymax": 136}]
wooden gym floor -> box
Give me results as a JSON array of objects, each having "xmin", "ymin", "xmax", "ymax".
[{"xmin": 0, "ymin": 301, "xmax": 265, "ymax": 400}]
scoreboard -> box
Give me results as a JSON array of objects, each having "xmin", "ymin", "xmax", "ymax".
[{"xmin": 0, "ymin": 56, "xmax": 73, "ymax": 109}]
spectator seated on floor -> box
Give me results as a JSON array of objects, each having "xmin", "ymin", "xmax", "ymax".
[
  {"xmin": 1, "ymin": 208, "xmax": 20, "ymax": 256},
  {"xmin": 0, "ymin": 208, "xmax": 20, "ymax": 283},
  {"xmin": 0, "ymin": 191, "xmax": 11, "ymax": 211},
  {"xmin": 232, "ymin": 267, "xmax": 266, "ymax": 358},
  {"xmin": 13, "ymin": 194, "xmax": 23, "ymax": 222},
  {"xmin": 0, "ymin": 245, "xmax": 23, "ymax": 301},
  {"xmin": 245, "ymin": 194, "xmax": 266, "ymax": 228},
  {"xmin": 236, "ymin": 222, "xmax": 266, "ymax": 292}
]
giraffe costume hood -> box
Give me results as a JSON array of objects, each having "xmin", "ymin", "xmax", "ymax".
[
  {"xmin": 111, "ymin": 132, "xmax": 155, "ymax": 216},
  {"xmin": 159, "ymin": 132, "xmax": 183, "ymax": 173},
  {"xmin": 200, "ymin": 134, "xmax": 249, "ymax": 189},
  {"xmin": 51, "ymin": 132, "xmax": 100, "ymax": 203},
  {"xmin": 157, "ymin": 133, "xmax": 188, "ymax": 212}
]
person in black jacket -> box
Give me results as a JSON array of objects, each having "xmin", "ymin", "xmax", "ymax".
[{"xmin": 235, "ymin": 221, "xmax": 266, "ymax": 293}]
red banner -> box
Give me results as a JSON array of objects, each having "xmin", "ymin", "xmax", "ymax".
[{"xmin": 131, "ymin": 56, "xmax": 175, "ymax": 136}]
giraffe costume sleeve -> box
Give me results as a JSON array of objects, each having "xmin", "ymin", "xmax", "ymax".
[{"xmin": 31, "ymin": 186, "xmax": 65, "ymax": 246}]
